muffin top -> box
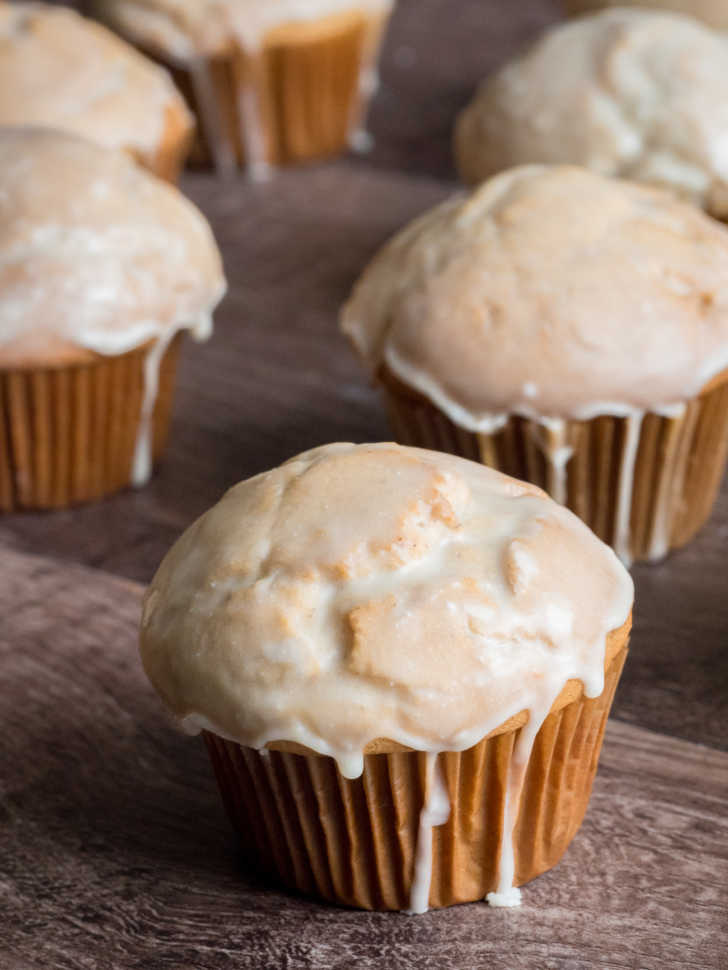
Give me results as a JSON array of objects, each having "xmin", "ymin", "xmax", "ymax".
[
  {"xmin": 0, "ymin": 127, "xmax": 225, "ymax": 368},
  {"xmin": 455, "ymin": 8, "xmax": 728, "ymax": 218},
  {"xmin": 91, "ymin": 0, "xmax": 393, "ymax": 60},
  {"xmin": 141, "ymin": 442, "xmax": 633, "ymax": 778},
  {"xmin": 565, "ymin": 0, "xmax": 728, "ymax": 30},
  {"xmin": 341, "ymin": 165, "xmax": 728, "ymax": 427},
  {"xmin": 0, "ymin": 2, "xmax": 192, "ymax": 166}
]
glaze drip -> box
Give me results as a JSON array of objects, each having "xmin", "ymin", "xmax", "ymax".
[
  {"xmin": 407, "ymin": 753, "xmax": 450, "ymax": 914},
  {"xmin": 0, "ymin": 128, "xmax": 225, "ymax": 370},
  {"xmin": 141, "ymin": 443, "xmax": 633, "ymax": 909}
]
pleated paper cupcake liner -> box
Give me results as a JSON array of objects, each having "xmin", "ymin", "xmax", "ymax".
[
  {"xmin": 204, "ymin": 647, "xmax": 626, "ymax": 911},
  {"xmin": 131, "ymin": 104, "xmax": 195, "ymax": 183},
  {"xmin": 0, "ymin": 336, "xmax": 181, "ymax": 511},
  {"xmin": 162, "ymin": 11, "xmax": 389, "ymax": 173},
  {"xmin": 381, "ymin": 370, "xmax": 728, "ymax": 564}
]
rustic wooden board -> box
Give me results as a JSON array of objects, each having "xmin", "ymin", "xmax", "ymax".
[{"xmin": 2, "ymin": 548, "xmax": 727, "ymax": 970}]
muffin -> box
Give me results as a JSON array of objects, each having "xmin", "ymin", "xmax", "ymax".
[
  {"xmin": 0, "ymin": 1, "xmax": 194, "ymax": 182},
  {"xmin": 90, "ymin": 0, "xmax": 394, "ymax": 177},
  {"xmin": 140, "ymin": 442, "xmax": 633, "ymax": 911},
  {"xmin": 455, "ymin": 8, "xmax": 728, "ymax": 220},
  {"xmin": 341, "ymin": 166, "xmax": 728, "ymax": 565},
  {"xmin": 0, "ymin": 127, "xmax": 225, "ymax": 511},
  {"xmin": 563, "ymin": 0, "xmax": 728, "ymax": 29}
]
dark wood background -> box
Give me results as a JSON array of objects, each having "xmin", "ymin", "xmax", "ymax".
[{"xmin": 2, "ymin": 1, "xmax": 727, "ymax": 967}]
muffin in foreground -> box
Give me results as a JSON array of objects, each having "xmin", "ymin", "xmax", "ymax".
[
  {"xmin": 141, "ymin": 442, "xmax": 633, "ymax": 911},
  {"xmin": 562, "ymin": 0, "xmax": 728, "ymax": 29},
  {"xmin": 455, "ymin": 8, "xmax": 728, "ymax": 219},
  {"xmin": 91, "ymin": 0, "xmax": 394, "ymax": 177},
  {"xmin": 0, "ymin": 127, "xmax": 225, "ymax": 511},
  {"xmin": 0, "ymin": 1, "xmax": 194, "ymax": 182},
  {"xmin": 340, "ymin": 166, "xmax": 728, "ymax": 565}
]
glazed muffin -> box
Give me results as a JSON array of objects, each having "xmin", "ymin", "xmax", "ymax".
[
  {"xmin": 140, "ymin": 442, "xmax": 633, "ymax": 911},
  {"xmin": 341, "ymin": 166, "xmax": 728, "ymax": 565},
  {"xmin": 0, "ymin": 127, "xmax": 225, "ymax": 511},
  {"xmin": 91, "ymin": 0, "xmax": 394, "ymax": 177},
  {"xmin": 455, "ymin": 8, "xmax": 728, "ymax": 220},
  {"xmin": 563, "ymin": 0, "xmax": 728, "ymax": 29},
  {"xmin": 0, "ymin": 1, "xmax": 193, "ymax": 182}
]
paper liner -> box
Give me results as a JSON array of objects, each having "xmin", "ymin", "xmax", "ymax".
[
  {"xmin": 132, "ymin": 103, "xmax": 195, "ymax": 183},
  {"xmin": 381, "ymin": 370, "xmax": 728, "ymax": 563},
  {"xmin": 204, "ymin": 647, "xmax": 626, "ymax": 911},
  {"xmin": 0, "ymin": 336, "xmax": 181, "ymax": 511},
  {"xmin": 153, "ymin": 11, "xmax": 389, "ymax": 173}
]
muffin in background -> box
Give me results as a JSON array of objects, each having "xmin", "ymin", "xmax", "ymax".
[
  {"xmin": 140, "ymin": 441, "xmax": 633, "ymax": 911},
  {"xmin": 0, "ymin": 127, "xmax": 225, "ymax": 511},
  {"xmin": 0, "ymin": 1, "xmax": 193, "ymax": 182},
  {"xmin": 455, "ymin": 7, "xmax": 728, "ymax": 219},
  {"xmin": 91, "ymin": 0, "xmax": 394, "ymax": 177},
  {"xmin": 563, "ymin": 0, "xmax": 728, "ymax": 29},
  {"xmin": 341, "ymin": 166, "xmax": 728, "ymax": 565}
]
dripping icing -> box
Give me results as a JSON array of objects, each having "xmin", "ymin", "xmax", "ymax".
[
  {"xmin": 132, "ymin": 308, "xmax": 215, "ymax": 486},
  {"xmin": 613, "ymin": 412, "xmax": 644, "ymax": 566},
  {"xmin": 407, "ymin": 753, "xmax": 451, "ymax": 914},
  {"xmin": 146, "ymin": 444, "xmax": 632, "ymax": 910},
  {"xmin": 189, "ymin": 58, "xmax": 237, "ymax": 176},
  {"xmin": 529, "ymin": 417, "xmax": 573, "ymax": 506},
  {"xmin": 148, "ymin": 2, "xmax": 394, "ymax": 176},
  {"xmin": 645, "ymin": 402, "xmax": 691, "ymax": 562}
]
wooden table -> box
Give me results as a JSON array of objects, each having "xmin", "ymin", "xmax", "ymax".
[{"xmin": 2, "ymin": 2, "xmax": 727, "ymax": 966}]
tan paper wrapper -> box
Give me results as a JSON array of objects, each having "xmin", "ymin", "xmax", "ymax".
[
  {"xmin": 156, "ymin": 11, "xmax": 389, "ymax": 172},
  {"xmin": 380, "ymin": 369, "xmax": 728, "ymax": 563},
  {"xmin": 204, "ymin": 646, "xmax": 627, "ymax": 911},
  {"xmin": 0, "ymin": 335, "xmax": 181, "ymax": 511},
  {"xmin": 131, "ymin": 103, "xmax": 195, "ymax": 183}
]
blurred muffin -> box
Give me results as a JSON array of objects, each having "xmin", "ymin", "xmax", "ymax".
[
  {"xmin": 455, "ymin": 8, "xmax": 728, "ymax": 219},
  {"xmin": 140, "ymin": 441, "xmax": 633, "ymax": 911},
  {"xmin": 0, "ymin": 1, "xmax": 194, "ymax": 182},
  {"xmin": 341, "ymin": 166, "xmax": 728, "ymax": 565},
  {"xmin": 563, "ymin": 0, "xmax": 728, "ymax": 29},
  {"xmin": 0, "ymin": 127, "xmax": 225, "ymax": 511},
  {"xmin": 91, "ymin": 0, "xmax": 394, "ymax": 177}
]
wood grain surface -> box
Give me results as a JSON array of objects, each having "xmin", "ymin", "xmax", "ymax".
[
  {"xmin": 2, "ymin": 1, "xmax": 728, "ymax": 967},
  {"xmin": 2, "ymin": 548, "xmax": 727, "ymax": 970}
]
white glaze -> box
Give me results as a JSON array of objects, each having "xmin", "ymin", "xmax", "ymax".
[
  {"xmin": 94, "ymin": 0, "xmax": 392, "ymax": 175},
  {"xmin": 93, "ymin": 0, "xmax": 394, "ymax": 59},
  {"xmin": 530, "ymin": 418, "xmax": 573, "ymax": 507},
  {"xmin": 644, "ymin": 401, "xmax": 692, "ymax": 562},
  {"xmin": 407, "ymin": 753, "xmax": 451, "ymax": 915},
  {"xmin": 565, "ymin": 0, "xmax": 728, "ymax": 31},
  {"xmin": 0, "ymin": 129, "xmax": 225, "ymax": 484},
  {"xmin": 188, "ymin": 58, "xmax": 237, "ymax": 176},
  {"xmin": 455, "ymin": 8, "xmax": 728, "ymax": 218},
  {"xmin": 232, "ymin": 58, "xmax": 272, "ymax": 182},
  {"xmin": 0, "ymin": 129, "xmax": 225, "ymax": 366},
  {"xmin": 341, "ymin": 166, "xmax": 728, "ymax": 560},
  {"xmin": 0, "ymin": 2, "xmax": 192, "ymax": 166},
  {"xmin": 141, "ymin": 442, "xmax": 633, "ymax": 908},
  {"xmin": 612, "ymin": 412, "xmax": 643, "ymax": 566},
  {"xmin": 342, "ymin": 168, "xmax": 728, "ymax": 426}
]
